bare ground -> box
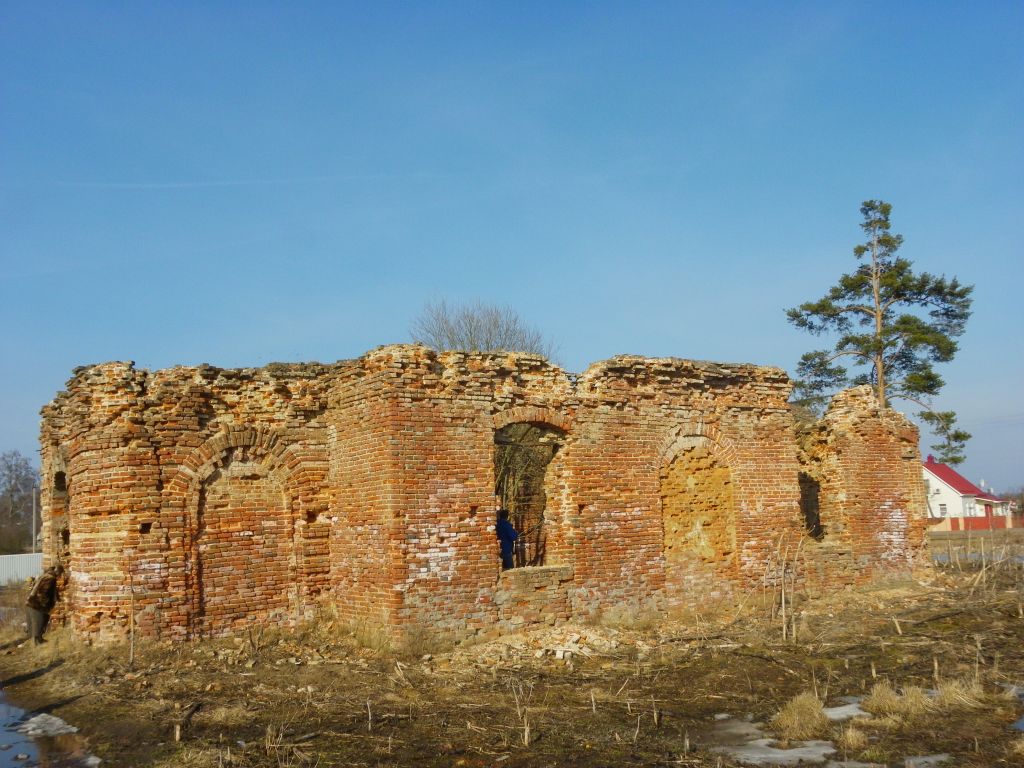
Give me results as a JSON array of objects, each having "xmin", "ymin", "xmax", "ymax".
[{"xmin": 2, "ymin": 569, "xmax": 1024, "ymax": 767}]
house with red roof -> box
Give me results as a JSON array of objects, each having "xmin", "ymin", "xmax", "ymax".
[{"xmin": 922, "ymin": 455, "xmax": 1013, "ymax": 531}]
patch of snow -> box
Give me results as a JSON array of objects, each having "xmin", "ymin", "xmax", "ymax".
[
  {"xmin": 823, "ymin": 701, "xmax": 868, "ymax": 721},
  {"xmin": 904, "ymin": 756, "xmax": 951, "ymax": 768},
  {"xmin": 711, "ymin": 737, "xmax": 835, "ymax": 766},
  {"xmin": 705, "ymin": 716, "xmax": 836, "ymax": 766},
  {"xmin": 16, "ymin": 712, "xmax": 78, "ymax": 737}
]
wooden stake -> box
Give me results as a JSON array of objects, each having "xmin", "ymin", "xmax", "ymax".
[{"xmin": 128, "ymin": 555, "xmax": 136, "ymax": 670}]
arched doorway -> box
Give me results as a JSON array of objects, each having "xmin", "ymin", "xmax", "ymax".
[
  {"xmin": 494, "ymin": 422, "xmax": 564, "ymax": 567},
  {"xmin": 660, "ymin": 437, "xmax": 737, "ymax": 594},
  {"xmin": 194, "ymin": 445, "xmax": 293, "ymax": 636}
]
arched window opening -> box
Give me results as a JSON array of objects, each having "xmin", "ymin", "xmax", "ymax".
[
  {"xmin": 53, "ymin": 471, "xmax": 67, "ymax": 496},
  {"xmin": 798, "ymin": 472, "xmax": 824, "ymax": 540},
  {"xmin": 494, "ymin": 422, "xmax": 563, "ymax": 567}
]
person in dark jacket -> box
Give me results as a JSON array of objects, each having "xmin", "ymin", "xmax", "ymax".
[
  {"xmin": 25, "ymin": 565, "xmax": 62, "ymax": 644},
  {"xmin": 495, "ymin": 509, "xmax": 518, "ymax": 570}
]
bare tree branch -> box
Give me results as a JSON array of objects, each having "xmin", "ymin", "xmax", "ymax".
[{"xmin": 410, "ymin": 299, "xmax": 555, "ymax": 358}]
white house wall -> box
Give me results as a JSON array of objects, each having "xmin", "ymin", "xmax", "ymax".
[{"xmin": 922, "ymin": 469, "xmax": 978, "ymax": 518}]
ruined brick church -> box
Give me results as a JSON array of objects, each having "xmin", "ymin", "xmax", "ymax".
[{"xmin": 39, "ymin": 345, "xmax": 927, "ymax": 642}]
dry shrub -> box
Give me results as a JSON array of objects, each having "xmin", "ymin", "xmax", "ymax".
[
  {"xmin": 770, "ymin": 692, "xmax": 829, "ymax": 741},
  {"xmin": 934, "ymin": 678, "xmax": 986, "ymax": 711},
  {"xmin": 837, "ymin": 724, "xmax": 869, "ymax": 752}
]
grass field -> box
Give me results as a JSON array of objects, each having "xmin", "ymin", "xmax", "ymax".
[{"xmin": 2, "ymin": 566, "xmax": 1023, "ymax": 767}]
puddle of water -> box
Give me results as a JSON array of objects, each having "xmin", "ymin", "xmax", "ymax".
[
  {"xmin": 997, "ymin": 682, "xmax": 1024, "ymax": 730},
  {"xmin": 0, "ymin": 693, "xmax": 98, "ymax": 767},
  {"xmin": 999, "ymin": 682, "xmax": 1024, "ymax": 702}
]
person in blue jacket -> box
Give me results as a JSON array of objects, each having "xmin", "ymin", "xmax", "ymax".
[{"xmin": 495, "ymin": 508, "xmax": 518, "ymax": 570}]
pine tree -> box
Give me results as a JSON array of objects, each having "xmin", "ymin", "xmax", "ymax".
[{"xmin": 786, "ymin": 200, "xmax": 974, "ymax": 464}]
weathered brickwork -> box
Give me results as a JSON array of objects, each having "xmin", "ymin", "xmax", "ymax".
[
  {"xmin": 661, "ymin": 441, "xmax": 737, "ymax": 600},
  {"xmin": 796, "ymin": 386, "xmax": 930, "ymax": 587},
  {"xmin": 39, "ymin": 346, "xmax": 927, "ymax": 642}
]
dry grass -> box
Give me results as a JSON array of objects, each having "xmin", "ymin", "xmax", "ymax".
[
  {"xmin": 862, "ymin": 680, "xmax": 934, "ymax": 719},
  {"xmin": 895, "ymin": 685, "xmax": 934, "ymax": 717},
  {"xmin": 395, "ymin": 624, "xmax": 449, "ymax": 660},
  {"xmin": 347, "ymin": 619, "xmax": 392, "ymax": 653},
  {"xmin": 0, "ymin": 583, "xmax": 30, "ymax": 608},
  {"xmin": 198, "ymin": 702, "xmax": 252, "ymax": 728},
  {"xmin": 1008, "ymin": 735, "xmax": 1024, "ymax": 757},
  {"xmin": 149, "ymin": 746, "xmax": 221, "ymax": 768},
  {"xmin": 837, "ymin": 724, "xmax": 869, "ymax": 752},
  {"xmin": 770, "ymin": 691, "xmax": 829, "ymax": 741},
  {"xmin": 933, "ymin": 678, "xmax": 986, "ymax": 711},
  {"xmin": 0, "ymin": 584, "xmax": 29, "ymax": 639},
  {"xmin": 861, "ymin": 680, "xmax": 902, "ymax": 715},
  {"xmin": 4, "ymin": 574, "xmax": 1024, "ymax": 767}
]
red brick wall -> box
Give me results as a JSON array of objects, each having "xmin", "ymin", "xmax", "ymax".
[
  {"xmin": 39, "ymin": 347, "xmax": 927, "ymax": 642},
  {"xmin": 799, "ymin": 386, "xmax": 928, "ymax": 586},
  {"xmin": 41, "ymin": 361, "xmax": 338, "ymax": 640}
]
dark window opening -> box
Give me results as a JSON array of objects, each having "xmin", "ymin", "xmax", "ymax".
[
  {"xmin": 798, "ymin": 472, "xmax": 824, "ymax": 540},
  {"xmin": 53, "ymin": 471, "xmax": 67, "ymax": 495},
  {"xmin": 305, "ymin": 510, "xmax": 318, "ymax": 524},
  {"xmin": 139, "ymin": 521, "xmax": 153, "ymax": 534},
  {"xmin": 494, "ymin": 422, "xmax": 562, "ymax": 567}
]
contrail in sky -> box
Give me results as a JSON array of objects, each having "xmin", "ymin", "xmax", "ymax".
[{"xmin": 48, "ymin": 173, "xmax": 442, "ymax": 189}]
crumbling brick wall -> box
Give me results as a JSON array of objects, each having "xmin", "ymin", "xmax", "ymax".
[
  {"xmin": 40, "ymin": 361, "xmax": 339, "ymax": 640},
  {"xmin": 39, "ymin": 346, "xmax": 927, "ymax": 642},
  {"xmin": 796, "ymin": 386, "xmax": 928, "ymax": 586}
]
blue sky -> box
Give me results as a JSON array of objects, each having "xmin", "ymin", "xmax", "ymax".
[{"xmin": 2, "ymin": 2, "xmax": 1021, "ymax": 489}]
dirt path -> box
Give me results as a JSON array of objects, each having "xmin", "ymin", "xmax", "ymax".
[{"xmin": 2, "ymin": 573, "xmax": 1023, "ymax": 767}]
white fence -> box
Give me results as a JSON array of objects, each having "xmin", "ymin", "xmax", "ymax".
[{"xmin": 0, "ymin": 553, "xmax": 43, "ymax": 585}]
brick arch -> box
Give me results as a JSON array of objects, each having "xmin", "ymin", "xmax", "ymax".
[
  {"xmin": 657, "ymin": 421, "xmax": 738, "ymax": 468},
  {"xmin": 658, "ymin": 421, "xmax": 742, "ymax": 600},
  {"xmin": 164, "ymin": 427, "xmax": 329, "ymax": 638},
  {"xmin": 166, "ymin": 426, "xmax": 291, "ymax": 496},
  {"xmin": 490, "ymin": 405, "xmax": 573, "ymax": 433}
]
